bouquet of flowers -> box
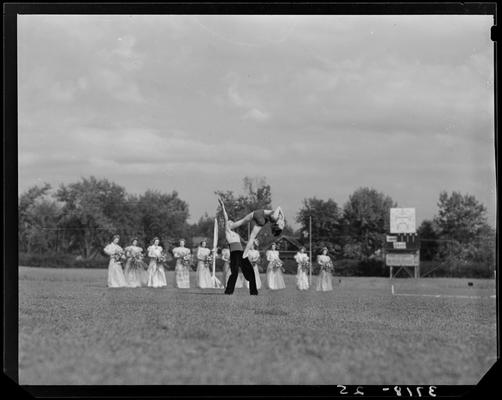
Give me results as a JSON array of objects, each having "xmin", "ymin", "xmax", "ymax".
[
  {"xmin": 130, "ymin": 251, "xmax": 146, "ymax": 270},
  {"xmin": 321, "ymin": 260, "xmax": 334, "ymax": 272},
  {"xmin": 205, "ymin": 253, "xmax": 213, "ymax": 269},
  {"xmin": 157, "ymin": 252, "xmax": 168, "ymax": 265},
  {"xmin": 112, "ymin": 249, "xmax": 126, "ymax": 265},
  {"xmin": 182, "ymin": 253, "xmax": 192, "ymax": 268},
  {"xmin": 271, "ymin": 258, "xmax": 284, "ymax": 272},
  {"xmin": 300, "ymin": 260, "xmax": 311, "ymax": 273}
]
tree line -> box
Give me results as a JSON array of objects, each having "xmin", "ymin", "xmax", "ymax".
[{"xmin": 19, "ymin": 176, "xmax": 495, "ymax": 272}]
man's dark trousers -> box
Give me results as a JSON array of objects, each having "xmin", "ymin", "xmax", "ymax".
[{"xmin": 224, "ymin": 250, "xmax": 258, "ymax": 295}]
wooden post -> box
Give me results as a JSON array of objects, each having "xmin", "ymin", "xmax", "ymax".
[
  {"xmin": 309, "ymin": 215, "xmax": 312, "ymax": 286},
  {"xmin": 415, "ymin": 250, "xmax": 420, "ymax": 278}
]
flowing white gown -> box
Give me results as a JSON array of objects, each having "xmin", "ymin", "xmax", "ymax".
[
  {"xmin": 295, "ymin": 252, "xmax": 310, "ymax": 290},
  {"xmin": 147, "ymin": 245, "xmax": 167, "ymax": 288},
  {"xmin": 245, "ymin": 249, "xmax": 262, "ymax": 290},
  {"xmin": 222, "ymin": 248, "xmax": 232, "ymax": 287},
  {"xmin": 124, "ymin": 245, "xmax": 148, "ymax": 287},
  {"xmin": 173, "ymin": 246, "xmax": 191, "ymax": 288},
  {"xmin": 316, "ymin": 255, "xmax": 333, "ymax": 291},
  {"xmin": 196, "ymin": 247, "xmax": 213, "ymax": 288},
  {"xmin": 266, "ymin": 250, "xmax": 286, "ymax": 290},
  {"xmin": 104, "ymin": 243, "xmax": 128, "ymax": 288}
]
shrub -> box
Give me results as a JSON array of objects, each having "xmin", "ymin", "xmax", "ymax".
[
  {"xmin": 420, "ymin": 260, "xmax": 494, "ymax": 278},
  {"xmin": 19, "ymin": 252, "xmax": 108, "ymax": 268}
]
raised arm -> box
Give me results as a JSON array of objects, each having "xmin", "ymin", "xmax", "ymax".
[{"xmin": 219, "ymin": 197, "xmax": 229, "ymax": 225}]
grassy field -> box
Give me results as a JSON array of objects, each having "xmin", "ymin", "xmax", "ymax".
[{"xmin": 19, "ymin": 267, "xmax": 497, "ymax": 385}]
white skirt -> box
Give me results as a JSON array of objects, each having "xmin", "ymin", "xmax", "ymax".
[
  {"xmin": 296, "ymin": 268, "xmax": 309, "ymax": 290},
  {"xmin": 175, "ymin": 261, "xmax": 190, "ymax": 288},
  {"xmin": 316, "ymin": 270, "xmax": 333, "ymax": 291},
  {"xmin": 147, "ymin": 260, "xmax": 167, "ymax": 288},
  {"xmin": 196, "ymin": 261, "xmax": 213, "ymax": 288},
  {"xmin": 223, "ymin": 262, "xmax": 232, "ymax": 287},
  {"xmin": 124, "ymin": 259, "xmax": 148, "ymax": 287},
  {"xmin": 107, "ymin": 259, "xmax": 128, "ymax": 288},
  {"xmin": 267, "ymin": 265, "xmax": 286, "ymax": 290}
]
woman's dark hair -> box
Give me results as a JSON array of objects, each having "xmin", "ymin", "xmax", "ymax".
[
  {"xmin": 321, "ymin": 247, "xmax": 328, "ymax": 254},
  {"xmin": 112, "ymin": 234, "xmax": 120, "ymax": 241},
  {"xmin": 152, "ymin": 237, "xmax": 160, "ymax": 244},
  {"xmin": 130, "ymin": 237, "xmax": 138, "ymax": 244},
  {"xmin": 200, "ymin": 240, "xmax": 207, "ymax": 246},
  {"xmin": 271, "ymin": 223, "xmax": 282, "ymax": 237},
  {"xmin": 270, "ymin": 242, "xmax": 277, "ymax": 249}
]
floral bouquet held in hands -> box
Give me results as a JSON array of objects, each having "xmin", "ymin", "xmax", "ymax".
[
  {"xmin": 205, "ymin": 254, "xmax": 213, "ymax": 270},
  {"xmin": 271, "ymin": 259, "xmax": 284, "ymax": 272},
  {"xmin": 300, "ymin": 260, "xmax": 311, "ymax": 274},
  {"xmin": 112, "ymin": 250, "xmax": 126, "ymax": 265},
  {"xmin": 322, "ymin": 260, "xmax": 334, "ymax": 273},
  {"xmin": 130, "ymin": 251, "xmax": 146, "ymax": 271},
  {"xmin": 155, "ymin": 252, "xmax": 167, "ymax": 272},
  {"xmin": 182, "ymin": 253, "xmax": 192, "ymax": 268}
]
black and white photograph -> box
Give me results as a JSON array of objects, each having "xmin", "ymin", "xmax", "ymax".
[{"xmin": 10, "ymin": 6, "xmax": 497, "ymax": 389}]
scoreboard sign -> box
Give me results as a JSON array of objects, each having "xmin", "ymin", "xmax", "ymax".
[
  {"xmin": 386, "ymin": 252, "xmax": 419, "ymax": 267},
  {"xmin": 390, "ymin": 208, "xmax": 416, "ymax": 234}
]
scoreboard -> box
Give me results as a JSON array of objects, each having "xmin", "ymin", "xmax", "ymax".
[
  {"xmin": 386, "ymin": 209, "xmax": 420, "ymax": 274},
  {"xmin": 384, "ymin": 233, "xmax": 420, "ymax": 252}
]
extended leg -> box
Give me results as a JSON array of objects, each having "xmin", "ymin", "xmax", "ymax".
[
  {"xmin": 243, "ymin": 225, "xmax": 261, "ymax": 258},
  {"xmin": 241, "ymin": 256, "xmax": 258, "ymax": 295},
  {"xmin": 229, "ymin": 212, "xmax": 254, "ymax": 229},
  {"xmin": 225, "ymin": 251, "xmax": 241, "ymax": 294}
]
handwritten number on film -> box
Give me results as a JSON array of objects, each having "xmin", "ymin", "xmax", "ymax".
[
  {"xmin": 336, "ymin": 386, "xmax": 437, "ymax": 397},
  {"xmin": 383, "ymin": 386, "xmax": 437, "ymax": 397},
  {"xmin": 336, "ymin": 386, "xmax": 364, "ymax": 395}
]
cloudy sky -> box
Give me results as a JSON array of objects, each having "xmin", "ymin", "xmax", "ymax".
[{"xmin": 18, "ymin": 15, "xmax": 495, "ymax": 228}]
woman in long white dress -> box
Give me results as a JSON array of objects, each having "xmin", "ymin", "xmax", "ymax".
[
  {"xmin": 104, "ymin": 235, "xmax": 128, "ymax": 288},
  {"xmin": 173, "ymin": 238, "xmax": 191, "ymax": 289},
  {"xmin": 124, "ymin": 238, "xmax": 148, "ymax": 287},
  {"xmin": 196, "ymin": 240, "xmax": 213, "ymax": 288},
  {"xmin": 147, "ymin": 237, "xmax": 167, "ymax": 288},
  {"xmin": 222, "ymin": 246, "xmax": 232, "ymax": 287},
  {"xmin": 294, "ymin": 246, "xmax": 310, "ymax": 291},
  {"xmin": 316, "ymin": 247, "xmax": 334, "ymax": 292},
  {"xmin": 245, "ymin": 240, "xmax": 262, "ymax": 290},
  {"xmin": 266, "ymin": 242, "xmax": 286, "ymax": 290}
]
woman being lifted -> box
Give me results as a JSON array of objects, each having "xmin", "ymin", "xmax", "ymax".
[{"xmin": 218, "ymin": 197, "xmax": 285, "ymax": 259}]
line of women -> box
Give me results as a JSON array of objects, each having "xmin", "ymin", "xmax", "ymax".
[{"xmin": 104, "ymin": 235, "xmax": 335, "ymax": 292}]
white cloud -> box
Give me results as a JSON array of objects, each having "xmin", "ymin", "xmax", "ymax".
[
  {"xmin": 243, "ymin": 108, "xmax": 269, "ymax": 122},
  {"xmin": 17, "ymin": 15, "xmax": 496, "ymax": 226}
]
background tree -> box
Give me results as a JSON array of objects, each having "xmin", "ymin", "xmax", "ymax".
[
  {"xmin": 417, "ymin": 219, "xmax": 440, "ymax": 261},
  {"xmin": 296, "ymin": 197, "xmax": 342, "ymax": 254},
  {"xmin": 433, "ymin": 191, "xmax": 488, "ymax": 243},
  {"xmin": 19, "ymin": 183, "xmax": 60, "ymax": 253},
  {"xmin": 136, "ymin": 189, "xmax": 190, "ymax": 249},
  {"xmin": 433, "ymin": 191, "xmax": 495, "ymax": 273},
  {"xmin": 187, "ymin": 213, "xmax": 216, "ymax": 247},
  {"xmin": 342, "ymin": 187, "xmax": 396, "ymax": 260},
  {"xmin": 55, "ymin": 177, "xmax": 131, "ymax": 258}
]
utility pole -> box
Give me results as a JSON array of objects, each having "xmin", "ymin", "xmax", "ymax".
[{"xmin": 309, "ymin": 215, "xmax": 312, "ymax": 286}]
